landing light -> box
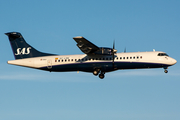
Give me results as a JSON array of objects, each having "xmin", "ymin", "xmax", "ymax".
[{"xmin": 114, "ymin": 49, "xmax": 117, "ymax": 53}]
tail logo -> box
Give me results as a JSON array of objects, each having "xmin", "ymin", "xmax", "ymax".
[{"xmin": 15, "ymin": 47, "xmax": 31, "ymax": 55}]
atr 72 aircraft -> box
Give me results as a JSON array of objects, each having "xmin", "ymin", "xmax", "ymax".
[{"xmin": 5, "ymin": 32, "xmax": 177, "ymax": 79}]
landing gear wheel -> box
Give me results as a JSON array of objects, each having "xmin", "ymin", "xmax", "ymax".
[
  {"xmin": 93, "ymin": 69, "xmax": 100, "ymax": 76},
  {"xmin": 164, "ymin": 69, "xmax": 168, "ymax": 73},
  {"xmin": 99, "ymin": 73, "xmax": 105, "ymax": 79},
  {"xmin": 93, "ymin": 71, "xmax": 98, "ymax": 76}
]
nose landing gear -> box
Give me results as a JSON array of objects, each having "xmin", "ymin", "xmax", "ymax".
[{"xmin": 164, "ymin": 67, "xmax": 168, "ymax": 73}]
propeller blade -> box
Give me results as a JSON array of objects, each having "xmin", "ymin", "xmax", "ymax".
[
  {"xmin": 112, "ymin": 41, "xmax": 115, "ymax": 68},
  {"xmin": 113, "ymin": 40, "xmax": 115, "ymax": 50},
  {"xmin": 112, "ymin": 40, "xmax": 117, "ymax": 69}
]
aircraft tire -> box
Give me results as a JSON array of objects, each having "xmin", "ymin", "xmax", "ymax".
[
  {"xmin": 93, "ymin": 69, "xmax": 100, "ymax": 76},
  {"xmin": 93, "ymin": 71, "xmax": 98, "ymax": 76},
  {"xmin": 164, "ymin": 69, "xmax": 168, "ymax": 73},
  {"xmin": 99, "ymin": 73, "xmax": 105, "ymax": 79}
]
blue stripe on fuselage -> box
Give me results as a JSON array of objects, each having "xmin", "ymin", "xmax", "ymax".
[{"xmin": 39, "ymin": 61, "xmax": 170, "ymax": 72}]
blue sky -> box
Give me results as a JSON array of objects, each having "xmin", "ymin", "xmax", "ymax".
[{"xmin": 0, "ymin": 0, "xmax": 180, "ymax": 120}]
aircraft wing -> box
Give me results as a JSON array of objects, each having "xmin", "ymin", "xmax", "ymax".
[{"xmin": 73, "ymin": 36, "xmax": 99, "ymax": 54}]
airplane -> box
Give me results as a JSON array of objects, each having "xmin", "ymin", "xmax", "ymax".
[{"xmin": 5, "ymin": 32, "xmax": 177, "ymax": 79}]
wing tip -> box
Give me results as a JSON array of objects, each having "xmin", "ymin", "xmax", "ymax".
[{"xmin": 73, "ymin": 36, "xmax": 83, "ymax": 39}]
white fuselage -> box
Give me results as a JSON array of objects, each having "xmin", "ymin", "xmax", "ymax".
[{"xmin": 8, "ymin": 51, "xmax": 177, "ymax": 73}]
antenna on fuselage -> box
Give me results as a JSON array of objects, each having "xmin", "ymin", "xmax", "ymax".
[{"xmin": 124, "ymin": 47, "xmax": 126, "ymax": 53}]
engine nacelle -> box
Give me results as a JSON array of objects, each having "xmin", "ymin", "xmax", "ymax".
[{"xmin": 93, "ymin": 47, "xmax": 117, "ymax": 55}]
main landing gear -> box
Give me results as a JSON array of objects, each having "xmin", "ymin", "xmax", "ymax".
[{"xmin": 93, "ymin": 69, "xmax": 105, "ymax": 79}]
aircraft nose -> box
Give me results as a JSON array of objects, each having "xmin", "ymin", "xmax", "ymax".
[{"xmin": 171, "ymin": 58, "xmax": 177, "ymax": 65}]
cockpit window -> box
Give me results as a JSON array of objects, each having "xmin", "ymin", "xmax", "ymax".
[{"xmin": 158, "ymin": 53, "xmax": 169, "ymax": 56}]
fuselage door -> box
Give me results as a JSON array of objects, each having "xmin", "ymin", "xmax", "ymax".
[{"xmin": 47, "ymin": 59, "xmax": 52, "ymax": 69}]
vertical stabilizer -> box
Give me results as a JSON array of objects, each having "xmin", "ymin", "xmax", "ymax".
[{"xmin": 5, "ymin": 32, "xmax": 54, "ymax": 59}]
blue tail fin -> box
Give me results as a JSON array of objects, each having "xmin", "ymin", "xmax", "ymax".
[{"xmin": 5, "ymin": 32, "xmax": 54, "ymax": 59}]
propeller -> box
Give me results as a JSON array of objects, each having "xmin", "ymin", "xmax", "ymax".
[{"xmin": 111, "ymin": 41, "xmax": 117, "ymax": 69}]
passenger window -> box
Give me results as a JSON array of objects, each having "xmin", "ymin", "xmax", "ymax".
[
  {"xmin": 59, "ymin": 60, "xmax": 60, "ymax": 62},
  {"xmin": 120, "ymin": 57, "xmax": 122, "ymax": 59},
  {"xmin": 133, "ymin": 56, "xmax": 135, "ymax": 59},
  {"xmin": 130, "ymin": 57, "xmax": 132, "ymax": 59},
  {"xmin": 127, "ymin": 57, "xmax": 128, "ymax": 59},
  {"xmin": 123, "ymin": 57, "xmax": 125, "ymax": 59}
]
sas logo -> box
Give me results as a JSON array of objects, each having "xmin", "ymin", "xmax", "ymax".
[{"xmin": 15, "ymin": 47, "xmax": 31, "ymax": 55}]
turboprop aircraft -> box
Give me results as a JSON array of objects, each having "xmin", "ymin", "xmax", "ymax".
[{"xmin": 5, "ymin": 32, "xmax": 177, "ymax": 79}]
